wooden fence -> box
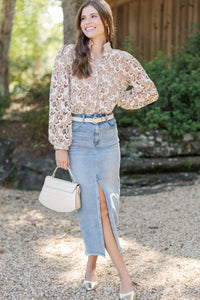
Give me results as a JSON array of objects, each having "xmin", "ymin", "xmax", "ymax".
[{"xmin": 107, "ymin": 0, "xmax": 200, "ymax": 60}]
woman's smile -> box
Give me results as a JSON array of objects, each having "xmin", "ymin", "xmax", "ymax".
[{"xmin": 85, "ymin": 26, "xmax": 96, "ymax": 32}]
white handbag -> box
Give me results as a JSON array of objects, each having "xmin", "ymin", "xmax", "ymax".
[{"xmin": 39, "ymin": 167, "xmax": 81, "ymax": 212}]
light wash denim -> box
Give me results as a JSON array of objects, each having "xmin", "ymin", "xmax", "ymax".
[{"xmin": 68, "ymin": 113, "xmax": 123, "ymax": 257}]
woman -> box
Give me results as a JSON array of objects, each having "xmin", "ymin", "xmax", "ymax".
[{"xmin": 49, "ymin": 0, "xmax": 158, "ymax": 299}]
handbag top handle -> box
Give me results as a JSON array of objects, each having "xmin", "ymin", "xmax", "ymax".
[{"xmin": 52, "ymin": 167, "xmax": 76, "ymax": 183}]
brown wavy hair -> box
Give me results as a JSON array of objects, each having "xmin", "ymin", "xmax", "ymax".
[{"xmin": 72, "ymin": 0, "xmax": 115, "ymax": 79}]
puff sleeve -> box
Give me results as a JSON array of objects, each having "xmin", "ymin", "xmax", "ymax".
[
  {"xmin": 48, "ymin": 45, "xmax": 74, "ymax": 150},
  {"xmin": 118, "ymin": 52, "xmax": 159, "ymax": 110}
]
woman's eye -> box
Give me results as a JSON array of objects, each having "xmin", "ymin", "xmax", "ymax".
[{"xmin": 92, "ymin": 15, "xmax": 96, "ymax": 18}]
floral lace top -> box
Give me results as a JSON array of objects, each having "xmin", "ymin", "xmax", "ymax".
[{"xmin": 48, "ymin": 41, "xmax": 159, "ymax": 150}]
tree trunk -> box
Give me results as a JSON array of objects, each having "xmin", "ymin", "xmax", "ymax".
[
  {"xmin": 0, "ymin": 0, "xmax": 16, "ymax": 97},
  {"xmin": 62, "ymin": 0, "xmax": 85, "ymax": 44}
]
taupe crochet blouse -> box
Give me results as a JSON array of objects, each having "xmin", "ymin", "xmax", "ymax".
[{"xmin": 48, "ymin": 41, "xmax": 159, "ymax": 150}]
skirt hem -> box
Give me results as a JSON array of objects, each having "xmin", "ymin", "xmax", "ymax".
[
  {"xmin": 85, "ymin": 248, "xmax": 124, "ymax": 258},
  {"xmin": 85, "ymin": 251, "xmax": 106, "ymax": 257}
]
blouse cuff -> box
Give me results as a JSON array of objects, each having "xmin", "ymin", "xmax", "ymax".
[{"xmin": 54, "ymin": 145, "xmax": 69, "ymax": 151}]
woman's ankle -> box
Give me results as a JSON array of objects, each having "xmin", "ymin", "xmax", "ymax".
[
  {"xmin": 120, "ymin": 277, "xmax": 133, "ymax": 294},
  {"xmin": 85, "ymin": 255, "xmax": 98, "ymax": 281},
  {"xmin": 85, "ymin": 269, "xmax": 97, "ymax": 281}
]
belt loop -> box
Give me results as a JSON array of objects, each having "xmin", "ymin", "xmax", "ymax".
[
  {"xmin": 105, "ymin": 114, "xmax": 108, "ymax": 121},
  {"xmin": 82, "ymin": 114, "xmax": 85, "ymax": 123}
]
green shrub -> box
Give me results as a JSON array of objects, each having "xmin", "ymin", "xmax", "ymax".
[
  {"xmin": 0, "ymin": 92, "xmax": 10, "ymax": 119},
  {"xmin": 23, "ymin": 106, "xmax": 49, "ymax": 141},
  {"xmin": 117, "ymin": 31, "xmax": 200, "ymax": 137},
  {"xmin": 25, "ymin": 73, "xmax": 51, "ymax": 106},
  {"xmin": 22, "ymin": 74, "xmax": 51, "ymax": 142}
]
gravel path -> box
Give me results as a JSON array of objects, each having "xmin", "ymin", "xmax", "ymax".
[{"xmin": 1, "ymin": 180, "xmax": 200, "ymax": 300}]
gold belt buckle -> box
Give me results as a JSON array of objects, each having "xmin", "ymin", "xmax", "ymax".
[{"xmin": 92, "ymin": 116, "xmax": 98, "ymax": 124}]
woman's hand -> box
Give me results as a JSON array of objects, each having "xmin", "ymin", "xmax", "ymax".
[{"xmin": 55, "ymin": 150, "xmax": 70, "ymax": 170}]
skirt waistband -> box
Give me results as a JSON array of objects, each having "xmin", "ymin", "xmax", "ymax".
[
  {"xmin": 72, "ymin": 113, "xmax": 114, "ymax": 124},
  {"xmin": 72, "ymin": 113, "xmax": 113, "ymax": 118}
]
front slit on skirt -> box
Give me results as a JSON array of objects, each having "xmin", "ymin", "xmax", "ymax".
[{"xmin": 68, "ymin": 118, "xmax": 123, "ymax": 257}]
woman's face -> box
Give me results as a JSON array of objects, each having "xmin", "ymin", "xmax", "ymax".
[{"xmin": 81, "ymin": 5, "xmax": 106, "ymax": 40}]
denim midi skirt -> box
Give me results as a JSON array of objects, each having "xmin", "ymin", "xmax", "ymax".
[{"xmin": 68, "ymin": 113, "xmax": 123, "ymax": 257}]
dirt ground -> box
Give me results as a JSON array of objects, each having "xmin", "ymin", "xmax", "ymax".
[{"xmin": 0, "ymin": 180, "xmax": 200, "ymax": 300}]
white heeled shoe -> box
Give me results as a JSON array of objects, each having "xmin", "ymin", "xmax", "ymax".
[
  {"xmin": 119, "ymin": 288, "xmax": 136, "ymax": 300},
  {"xmin": 82, "ymin": 275, "xmax": 98, "ymax": 291}
]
